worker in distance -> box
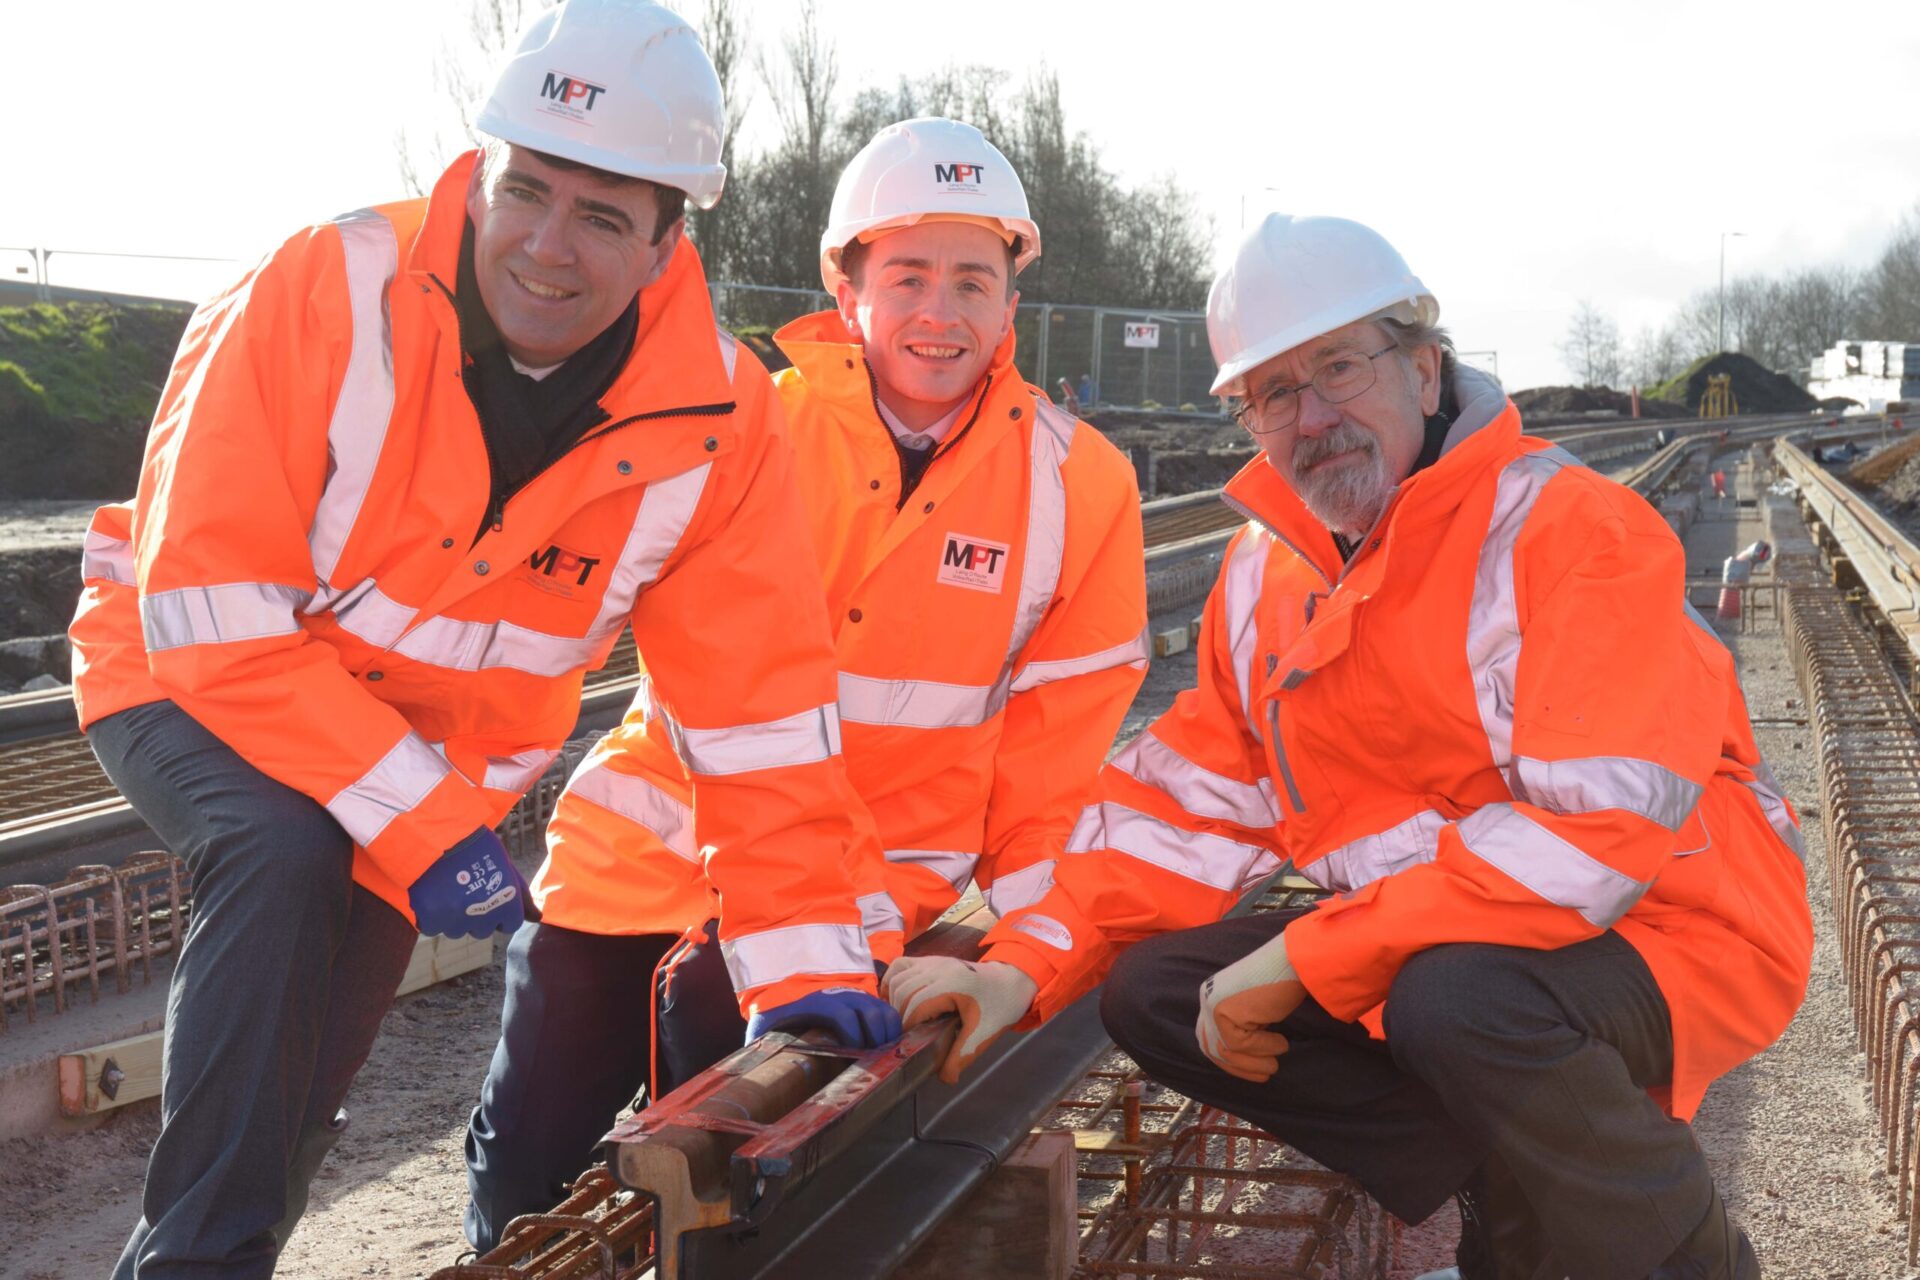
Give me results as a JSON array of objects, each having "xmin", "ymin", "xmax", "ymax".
[
  {"xmin": 884, "ymin": 213, "xmax": 1813, "ymax": 1280},
  {"xmin": 68, "ymin": 2, "xmax": 898, "ymax": 1274},
  {"xmin": 469, "ymin": 114, "xmax": 1149, "ymax": 1244}
]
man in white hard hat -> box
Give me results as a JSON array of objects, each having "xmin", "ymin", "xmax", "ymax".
[
  {"xmin": 883, "ymin": 213, "xmax": 1811, "ymax": 1280},
  {"xmin": 68, "ymin": 2, "xmax": 897, "ymax": 1274},
  {"xmin": 490, "ymin": 114, "xmax": 1149, "ymax": 1239}
]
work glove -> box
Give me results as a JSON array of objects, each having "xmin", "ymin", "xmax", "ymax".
[
  {"xmin": 883, "ymin": 957, "xmax": 1038, "ymax": 1085},
  {"xmin": 406, "ymin": 827, "xmax": 527, "ymax": 940},
  {"xmin": 745, "ymin": 988, "xmax": 903, "ymax": 1049},
  {"xmin": 1195, "ymin": 930, "xmax": 1306, "ymax": 1083}
]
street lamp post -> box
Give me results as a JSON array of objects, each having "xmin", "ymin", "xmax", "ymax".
[{"xmin": 1718, "ymin": 231, "xmax": 1746, "ymax": 355}]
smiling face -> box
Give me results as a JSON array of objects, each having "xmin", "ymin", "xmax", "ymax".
[
  {"xmin": 465, "ymin": 145, "xmax": 684, "ymax": 368},
  {"xmin": 835, "ymin": 220, "xmax": 1018, "ymax": 431},
  {"xmin": 1240, "ymin": 319, "xmax": 1441, "ymax": 536}
]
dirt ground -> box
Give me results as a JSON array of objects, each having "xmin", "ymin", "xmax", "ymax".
[{"xmin": 1, "ymin": 470, "xmax": 1914, "ymax": 1278}]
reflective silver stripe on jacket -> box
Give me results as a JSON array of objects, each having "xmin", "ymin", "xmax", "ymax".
[
  {"xmin": 563, "ymin": 755, "xmax": 696, "ymax": 861},
  {"xmin": 986, "ymin": 858, "xmax": 1056, "ymax": 916},
  {"xmin": 721, "ymin": 922, "xmax": 871, "ymax": 991},
  {"xmin": 140, "ymin": 583, "xmax": 313, "ymax": 652},
  {"xmin": 326, "ymin": 731, "xmax": 454, "ymax": 847},
  {"xmin": 82, "ymin": 529, "xmax": 135, "ymax": 586},
  {"xmin": 857, "ymin": 890, "xmax": 904, "ymax": 937},
  {"xmin": 1465, "ymin": 447, "xmax": 1574, "ymax": 777},
  {"xmin": 481, "ymin": 748, "xmax": 558, "ymax": 795},
  {"xmin": 1745, "ymin": 759, "xmax": 1807, "ymax": 859},
  {"xmin": 1512, "ymin": 755, "xmax": 1702, "ymax": 831},
  {"xmin": 839, "ymin": 673, "xmax": 1003, "ymax": 729},
  {"xmin": 309, "ymin": 209, "xmax": 400, "ymax": 602},
  {"xmin": 715, "ymin": 327, "xmax": 739, "ymax": 380},
  {"xmin": 1303, "ymin": 808, "xmax": 1447, "ymax": 892},
  {"xmin": 670, "ymin": 703, "xmax": 843, "ymax": 776},
  {"xmin": 1009, "ymin": 628, "xmax": 1150, "ymax": 693},
  {"xmin": 1068, "ymin": 801, "xmax": 1281, "ymax": 894},
  {"xmin": 1222, "ymin": 528, "xmax": 1269, "ymax": 735},
  {"xmin": 1456, "ymin": 802, "xmax": 1649, "ymax": 928},
  {"xmin": 885, "ymin": 847, "xmax": 978, "ymax": 893},
  {"xmin": 1111, "ymin": 730, "xmax": 1279, "ymax": 830}
]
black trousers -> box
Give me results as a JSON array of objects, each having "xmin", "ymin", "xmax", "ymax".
[{"xmin": 1100, "ymin": 910, "xmax": 1715, "ymax": 1280}]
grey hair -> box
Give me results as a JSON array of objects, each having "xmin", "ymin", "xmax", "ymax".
[{"xmin": 1377, "ymin": 316, "xmax": 1459, "ymax": 387}]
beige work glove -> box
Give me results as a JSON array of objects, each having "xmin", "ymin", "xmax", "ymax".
[
  {"xmin": 1195, "ymin": 931, "xmax": 1306, "ymax": 1083},
  {"xmin": 883, "ymin": 956, "xmax": 1039, "ymax": 1084}
]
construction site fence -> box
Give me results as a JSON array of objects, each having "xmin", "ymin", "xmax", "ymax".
[{"xmin": 708, "ymin": 282, "xmax": 1220, "ymax": 414}]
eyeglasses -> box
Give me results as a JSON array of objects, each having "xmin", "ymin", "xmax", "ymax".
[{"xmin": 1232, "ymin": 344, "xmax": 1398, "ymax": 435}]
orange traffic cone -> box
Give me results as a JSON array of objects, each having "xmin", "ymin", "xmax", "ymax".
[
  {"xmin": 1716, "ymin": 586, "xmax": 1742, "ymax": 620},
  {"xmin": 1711, "ymin": 470, "xmax": 1727, "ymax": 499}
]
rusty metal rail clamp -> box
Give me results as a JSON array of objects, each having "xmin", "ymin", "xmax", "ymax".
[
  {"xmin": 426, "ymin": 1169, "xmax": 655, "ymax": 1280},
  {"xmin": 1785, "ymin": 586, "xmax": 1920, "ymax": 1261}
]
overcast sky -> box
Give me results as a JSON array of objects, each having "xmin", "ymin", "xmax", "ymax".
[{"xmin": 7, "ymin": 0, "xmax": 1918, "ymax": 390}]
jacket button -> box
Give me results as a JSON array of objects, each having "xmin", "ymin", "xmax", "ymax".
[
  {"xmin": 704, "ymin": 436, "xmax": 719, "ymax": 452},
  {"xmin": 475, "ymin": 561, "xmax": 490, "ymax": 575},
  {"xmin": 618, "ymin": 460, "xmax": 633, "ymax": 475},
  {"xmin": 845, "ymin": 358, "xmax": 855, "ymax": 369},
  {"xmin": 869, "ymin": 479, "xmax": 881, "ymax": 490},
  {"xmin": 441, "ymin": 538, "xmax": 454, "ymax": 549},
  {"xmin": 1010, "ymin": 407, "xmax": 1022, "ymax": 419},
  {"xmin": 849, "ymin": 607, "xmax": 863, "ymax": 623},
  {"xmin": 365, "ymin": 670, "xmax": 384, "ymax": 682},
  {"xmin": 923, "ymin": 501, "xmax": 934, "ymax": 513}
]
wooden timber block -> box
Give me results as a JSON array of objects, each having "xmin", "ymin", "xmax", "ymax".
[
  {"xmin": 56, "ymin": 934, "xmax": 493, "ymax": 1117},
  {"xmin": 1151, "ymin": 626, "xmax": 1189, "ymax": 658},
  {"xmin": 395, "ymin": 932, "xmax": 495, "ymax": 997},
  {"xmin": 1187, "ymin": 615, "xmax": 1203, "ymax": 643},
  {"xmin": 895, "ymin": 1129, "xmax": 1077, "ymax": 1280}
]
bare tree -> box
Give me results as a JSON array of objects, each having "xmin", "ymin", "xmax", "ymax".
[
  {"xmin": 1859, "ymin": 204, "xmax": 1920, "ymax": 341},
  {"xmin": 685, "ymin": 0, "xmax": 753, "ymax": 278},
  {"xmin": 395, "ymin": 0, "xmax": 556, "ymax": 194},
  {"xmin": 759, "ymin": 0, "xmax": 837, "ymax": 169},
  {"xmin": 1558, "ymin": 301, "xmax": 1623, "ymax": 388},
  {"xmin": 1625, "ymin": 324, "xmax": 1687, "ymax": 389}
]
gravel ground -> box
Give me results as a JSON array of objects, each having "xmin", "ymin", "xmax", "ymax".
[{"xmin": 2, "ymin": 473, "xmax": 1912, "ymax": 1277}]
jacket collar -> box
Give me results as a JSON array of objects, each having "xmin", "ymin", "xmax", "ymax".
[
  {"xmin": 409, "ymin": 150, "xmax": 734, "ymax": 416},
  {"xmin": 1223, "ymin": 365, "xmax": 1525, "ymax": 572},
  {"xmin": 774, "ymin": 309, "xmax": 1024, "ymax": 429}
]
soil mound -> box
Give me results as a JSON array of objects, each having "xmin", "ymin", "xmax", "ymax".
[
  {"xmin": 1645, "ymin": 352, "xmax": 1815, "ymax": 415},
  {"xmin": 0, "ymin": 302, "xmax": 189, "ymax": 499}
]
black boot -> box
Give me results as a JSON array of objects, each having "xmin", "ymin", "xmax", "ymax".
[
  {"xmin": 269, "ymin": 1107, "xmax": 350, "ymax": 1251},
  {"xmin": 1452, "ymin": 1151, "xmax": 1564, "ymax": 1280},
  {"xmin": 1648, "ymin": 1186, "xmax": 1760, "ymax": 1280}
]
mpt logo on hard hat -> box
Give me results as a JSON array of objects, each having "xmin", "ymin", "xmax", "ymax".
[
  {"xmin": 538, "ymin": 70, "xmax": 608, "ymax": 120},
  {"xmin": 933, "ymin": 162, "xmax": 986, "ymax": 189}
]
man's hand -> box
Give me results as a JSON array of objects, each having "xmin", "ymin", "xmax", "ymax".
[
  {"xmin": 1195, "ymin": 932, "xmax": 1306, "ymax": 1083},
  {"xmin": 746, "ymin": 989, "xmax": 903, "ymax": 1048},
  {"xmin": 883, "ymin": 957, "xmax": 1038, "ymax": 1084},
  {"xmin": 407, "ymin": 827, "xmax": 527, "ymax": 939}
]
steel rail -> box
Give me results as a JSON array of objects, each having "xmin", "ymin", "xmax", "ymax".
[{"xmin": 1776, "ymin": 436, "xmax": 1920, "ymax": 667}]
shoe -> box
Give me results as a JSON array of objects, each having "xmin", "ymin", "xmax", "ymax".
[
  {"xmin": 1648, "ymin": 1186, "xmax": 1760, "ymax": 1279},
  {"xmin": 1413, "ymin": 1270, "xmax": 1462, "ymax": 1280},
  {"xmin": 1452, "ymin": 1151, "xmax": 1564, "ymax": 1280}
]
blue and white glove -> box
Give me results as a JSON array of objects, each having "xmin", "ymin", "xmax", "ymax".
[
  {"xmin": 407, "ymin": 827, "xmax": 527, "ymax": 939},
  {"xmin": 745, "ymin": 988, "xmax": 903, "ymax": 1049}
]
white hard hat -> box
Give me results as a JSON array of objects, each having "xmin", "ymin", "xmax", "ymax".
[
  {"xmin": 474, "ymin": 0, "xmax": 727, "ymax": 210},
  {"xmin": 820, "ymin": 117, "xmax": 1041, "ymax": 294},
  {"xmin": 1207, "ymin": 213, "xmax": 1438, "ymax": 397}
]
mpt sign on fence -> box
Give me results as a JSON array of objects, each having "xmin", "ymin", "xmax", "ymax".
[{"xmin": 1123, "ymin": 322, "xmax": 1161, "ymax": 349}]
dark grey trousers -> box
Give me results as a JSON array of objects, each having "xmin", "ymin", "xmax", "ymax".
[
  {"xmin": 1099, "ymin": 909, "xmax": 1714, "ymax": 1280},
  {"xmin": 90, "ymin": 700, "xmax": 419, "ymax": 1280}
]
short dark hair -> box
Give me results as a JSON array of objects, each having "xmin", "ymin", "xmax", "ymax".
[
  {"xmin": 477, "ymin": 137, "xmax": 686, "ymax": 244},
  {"xmin": 840, "ymin": 232, "xmax": 1021, "ymax": 296}
]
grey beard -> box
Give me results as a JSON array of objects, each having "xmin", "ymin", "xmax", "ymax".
[{"xmin": 1293, "ymin": 428, "xmax": 1389, "ymax": 535}]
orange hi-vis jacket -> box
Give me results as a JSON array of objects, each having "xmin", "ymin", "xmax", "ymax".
[
  {"xmin": 538, "ymin": 311, "xmax": 1149, "ymax": 962},
  {"xmin": 981, "ymin": 369, "xmax": 1813, "ymax": 1119},
  {"xmin": 68, "ymin": 153, "xmax": 880, "ymax": 1015}
]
